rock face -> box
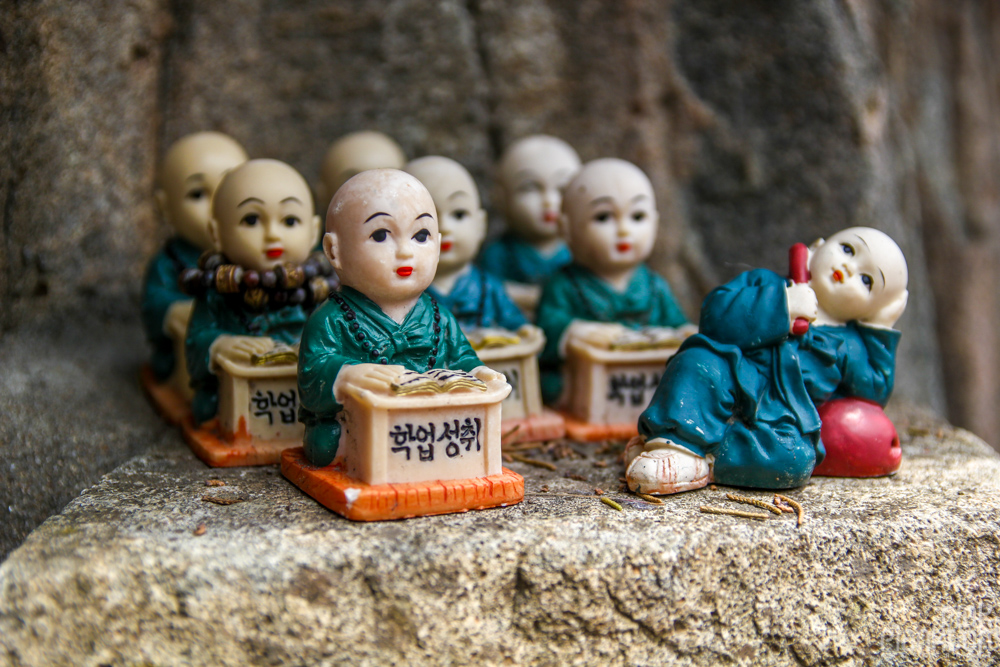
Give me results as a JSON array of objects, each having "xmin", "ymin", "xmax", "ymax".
[
  {"xmin": 1, "ymin": 405, "xmax": 998, "ymax": 666},
  {"xmin": 5, "ymin": 1, "xmax": 1000, "ymax": 444}
]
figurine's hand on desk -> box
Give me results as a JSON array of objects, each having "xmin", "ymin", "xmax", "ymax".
[
  {"xmin": 334, "ymin": 363, "xmax": 406, "ymax": 399},
  {"xmin": 566, "ymin": 320, "xmax": 629, "ymax": 347},
  {"xmin": 785, "ymin": 283, "xmax": 817, "ymax": 331},
  {"xmin": 211, "ymin": 335, "xmax": 276, "ymax": 365},
  {"xmin": 471, "ymin": 365, "xmax": 505, "ymax": 383}
]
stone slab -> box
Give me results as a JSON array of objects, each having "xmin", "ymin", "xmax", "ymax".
[{"xmin": 1, "ymin": 403, "xmax": 998, "ymax": 666}]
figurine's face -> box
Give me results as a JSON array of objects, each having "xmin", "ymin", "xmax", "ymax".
[
  {"xmin": 157, "ymin": 133, "xmax": 248, "ymax": 251},
  {"xmin": 562, "ymin": 159, "xmax": 659, "ymax": 276},
  {"xmin": 210, "ymin": 160, "xmax": 320, "ymax": 273},
  {"xmin": 319, "ymin": 131, "xmax": 407, "ymax": 209},
  {"xmin": 809, "ymin": 227, "xmax": 908, "ymax": 322},
  {"xmin": 404, "ymin": 157, "xmax": 486, "ymax": 273},
  {"xmin": 325, "ymin": 169, "xmax": 440, "ymax": 303},
  {"xmin": 498, "ymin": 136, "xmax": 581, "ymax": 243}
]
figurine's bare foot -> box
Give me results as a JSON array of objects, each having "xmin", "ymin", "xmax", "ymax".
[{"xmin": 626, "ymin": 440, "xmax": 710, "ymax": 495}]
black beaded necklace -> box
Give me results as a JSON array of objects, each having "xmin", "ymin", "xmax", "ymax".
[{"xmin": 331, "ymin": 290, "xmax": 442, "ymax": 371}]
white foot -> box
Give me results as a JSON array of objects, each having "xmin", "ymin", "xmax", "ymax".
[{"xmin": 626, "ymin": 440, "xmax": 710, "ymax": 495}]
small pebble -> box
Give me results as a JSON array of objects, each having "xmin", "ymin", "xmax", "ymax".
[
  {"xmin": 193, "ymin": 523, "xmax": 207, "ymax": 536},
  {"xmin": 540, "ymin": 485, "xmax": 549, "ymax": 493},
  {"xmin": 594, "ymin": 488, "xmax": 604, "ymax": 496},
  {"xmin": 205, "ymin": 479, "xmax": 226, "ymax": 487}
]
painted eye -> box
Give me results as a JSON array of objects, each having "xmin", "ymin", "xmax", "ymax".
[
  {"xmin": 283, "ymin": 216, "xmax": 300, "ymax": 227},
  {"xmin": 861, "ymin": 274, "xmax": 873, "ymax": 291},
  {"xmin": 370, "ymin": 229, "xmax": 388, "ymax": 242},
  {"xmin": 413, "ymin": 229, "xmax": 431, "ymax": 243},
  {"xmin": 241, "ymin": 214, "xmax": 260, "ymax": 226},
  {"xmin": 632, "ymin": 211, "xmax": 647, "ymax": 222},
  {"xmin": 452, "ymin": 209, "xmax": 469, "ymax": 221},
  {"xmin": 186, "ymin": 188, "xmax": 208, "ymax": 201},
  {"xmin": 594, "ymin": 212, "xmax": 612, "ymax": 223},
  {"xmin": 841, "ymin": 243, "xmax": 855, "ymax": 256}
]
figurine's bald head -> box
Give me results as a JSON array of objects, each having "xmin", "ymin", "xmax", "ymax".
[
  {"xmin": 809, "ymin": 226, "xmax": 909, "ymax": 323},
  {"xmin": 561, "ymin": 158, "xmax": 659, "ymax": 275},
  {"xmin": 209, "ymin": 159, "xmax": 320, "ymax": 273},
  {"xmin": 156, "ymin": 132, "xmax": 248, "ymax": 251},
  {"xmin": 497, "ymin": 135, "xmax": 580, "ymax": 242},
  {"xmin": 318, "ymin": 131, "xmax": 407, "ymax": 211},
  {"xmin": 404, "ymin": 156, "xmax": 486, "ymax": 272},
  {"xmin": 324, "ymin": 169, "xmax": 439, "ymax": 303}
]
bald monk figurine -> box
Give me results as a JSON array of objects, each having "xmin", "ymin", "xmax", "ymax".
[
  {"xmin": 297, "ymin": 169, "xmax": 502, "ymax": 467},
  {"xmin": 141, "ymin": 132, "xmax": 247, "ymax": 380}
]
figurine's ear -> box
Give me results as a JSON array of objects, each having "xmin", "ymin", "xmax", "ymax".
[
  {"xmin": 323, "ymin": 231, "xmax": 341, "ymax": 271},
  {"xmin": 207, "ymin": 217, "xmax": 223, "ymax": 252},
  {"xmin": 154, "ymin": 189, "xmax": 169, "ymax": 224},
  {"xmin": 309, "ymin": 214, "xmax": 322, "ymax": 247}
]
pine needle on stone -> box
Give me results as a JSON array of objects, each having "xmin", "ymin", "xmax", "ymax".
[
  {"xmin": 510, "ymin": 453, "xmax": 558, "ymax": 471},
  {"xmin": 636, "ymin": 493, "xmax": 664, "ymax": 504},
  {"xmin": 727, "ymin": 493, "xmax": 783, "ymax": 515},
  {"xmin": 700, "ymin": 506, "xmax": 769, "ymax": 521},
  {"xmin": 774, "ymin": 494, "xmax": 804, "ymax": 527},
  {"xmin": 601, "ymin": 497, "xmax": 624, "ymax": 512}
]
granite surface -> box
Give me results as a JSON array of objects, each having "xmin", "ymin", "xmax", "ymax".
[{"xmin": 1, "ymin": 400, "xmax": 997, "ymax": 666}]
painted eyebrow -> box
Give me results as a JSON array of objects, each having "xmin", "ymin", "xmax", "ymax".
[
  {"xmin": 447, "ymin": 190, "xmax": 469, "ymax": 200},
  {"xmin": 878, "ymin": 268, "xmax": 885, "ymax": 287},
  {"xmin": 416, "ymin": 212, "xmax": 434, "ymax": 220},
  {"xmin": 184, "ymin": 173, "xmax": 206, "ymax": 184},
  {"xmin": 589, "ymin": 196, "xmax": 615, "ymax": 206},
  {"xmin": 238, "ymin": 197, "xmax": 265, "ymax": 207},
  {"xmin": 630, "ymin": 194, "xmax": 649, "ymax": 203},
  {"xmin": 513, "ymin": 169, "xmax": 540, "ymax": 181},
  {"xmin": 854, "ymin": 235, "xmax": 870, "ymax": 250},
  {"xmin": 280, "ymin": 196, "xmax": 303, "ymax": 205},
  {"xmin": 364, "ymin": 212, "xmax": 390, "ymax": 223}
]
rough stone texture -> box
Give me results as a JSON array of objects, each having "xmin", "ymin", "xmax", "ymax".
[
  {"xmin": 0, "ymin": 307, "xmax": 173, "ymax": 561},
  {"xmin": 0, "ymin": 404, "xmax": 998, "ymax": 666},
  {"xmin": 9, "ymin": 0, "xmax": 1000, "ymax": 443}
]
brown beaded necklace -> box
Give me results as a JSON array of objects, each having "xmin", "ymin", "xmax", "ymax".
[
  {"xmin": 331, "ymin": 290, "xmax": 442, "ymax": 372},
  {"xmin": 179, "ymin": 251, "xmax": 338, "ymax": 311}
]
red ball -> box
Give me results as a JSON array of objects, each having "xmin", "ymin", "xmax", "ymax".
[{"xmin": 813, "ymin": 398, "xmax": 901, "ymax": 478}]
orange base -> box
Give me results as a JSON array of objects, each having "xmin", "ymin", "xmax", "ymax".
[
  {"xmin": 182, "ymin": 416, "xmax": 298, "ymax": 467},
  {"xmin": 502, "ymin": 409, "xmax": 566, "ymax": 444},
  {"xmin": 140, "ymin": 364, "xmax": 191, "ymax": 426},
  {"xmin": 281, "ymin": 447, "xmax": 525, "ymax": 521},
  {"xmin": 561, "ymin": 412, "xmax": 639, "ymax": 442}
]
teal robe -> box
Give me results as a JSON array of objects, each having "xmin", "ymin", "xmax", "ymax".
[
  {"xmin": 297, "ymin": 286, "xmax": 483, "ymax": 466},
  {"xmin": 477, "ymin": 232, "xmax": 572, "ymax": 286},
  {"xmin": 426, "ymin": 265, "xmax": 528, "ymax": 331},
  {"xmin": 537, "ymin": 263, "xmax": 689, "ymax": 403},
  {"xmin": 140, "ymin": 237, "xmax": 202, "ymax": 380},
  {"xmin": 186, "ymin": 291, "xmax": 309, "ymax": 424},
  {"xmin": 638, "ymin": 269, "xmax": 899, "ymax": 489}
]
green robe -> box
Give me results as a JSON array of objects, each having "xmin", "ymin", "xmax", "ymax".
[
  {"xmin": 537, "ymin": 263, "xmax": 689, "ymax": 404},
  {"xmin": 186, "ymin": 290, "xmax": 309, "ymax": 424},
  {"xmin": 297, "ymin": 286, "xmax": 483, "ymax": 466},
  {"xmin": 140, "ymin": 237, "xmax": 202, "ymax": 380}
]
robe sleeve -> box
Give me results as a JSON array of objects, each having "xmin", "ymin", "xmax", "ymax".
[
  {"xmin": 537, "ymin": 270, "xmax": 579, "ymax": 365},
  {"xmin": 185, "ymin": 294, "xmax": 226, "ymax": 385},
  {"xmin": 297, "ymin": 303, "xmax": 359, "ymax": 418},
  {"xmin": 835, "ymin": 323, "xmax": 900, "ymax": 405},
  {"xmin": 439, "ymin": 309, "xmax": 483, "ymax": 373},
  {"xmin": 484, "ymin": 272, "xmax": 528, "ymax": 331},
  {"xmin": 699, "ymin": 269, "xmax": 791, "ymax": 350},
  {"xmin": 649, "ymin": 271, "xmax": 689, "ymax": 328},
  {"xmin": 141, "ymin": 250, "xmax": 186, "ymax": 342}
]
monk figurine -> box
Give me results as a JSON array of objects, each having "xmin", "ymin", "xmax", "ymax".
[
  {"xmin": 141, "ymin": 132, "xmax": 247, "ymax": 382},
  {"xmin": 536, "ymin": 158, "xmax": 689, "ymax": 406},
  {"xmin": 626, "ymin": 226, "xmax": 908, "ymax": 494},
  {"xmin": 297, "ymin": 169, "xmax": 503, "ymax": 468},
  {"xmin": 404, "ymin": 156, "xmax": 527, "ymax": 332},
  {"xmin": 478, "ymin": 135, "xmax": 581, "ymax": 313},
  {"xmin": 185, "ymin": 159, "xmax": 321, "ymax": 424},
  {"xmin": 316, "ymin": 131, "xmax": 407, "ymax": 213}
]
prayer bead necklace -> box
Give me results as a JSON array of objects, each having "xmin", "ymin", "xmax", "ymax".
[{"xmin": 330, "ymin": 291, "xmax": 442, "ymax": 371}]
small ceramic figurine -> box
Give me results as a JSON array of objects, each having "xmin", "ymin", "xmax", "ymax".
[
  {"xmin": 181, "ymin": 159, "xmax": 324, "ymax": 464},
  {"xmin": 283, "ymin": 169, "xmax": 524, "ymax": 520},
  {"xmin": 626, "ymin": 226, "xmax": 908, "ymax": 494},
  {"xmin": 404, "ymin": 156, "xmax": 527, "ymax": 331},
  {"xmin": 478, "ymin": 135, "xmax": 581, "ymax": 313},
  {"xmin": 535, "ymin": 158, "xmax": 690, "ymax": 439},
  {"xmin": 140, "ymin": 132, "xmax": 248, "ymax": 421},
  {"xmin": 405, "ymin": 156, "xmax": 563, "ymax": 443},
  {"xmin": 316, "ymin": 131, "xmax": 407, "ymax": 213}
]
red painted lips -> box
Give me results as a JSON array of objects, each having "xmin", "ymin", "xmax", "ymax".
[
  {"xmin": 616, "ymin": 243, "xmax": 632, "ymax": 253},
  {"xmin": 440, "ymin": 241, "xmax": 453, "ymax": 252},
  {"xmin": 397, "ymin": 266, "xmax": 413, "ymax": 277},
  {"xmin": 266, "ymin": 248, "xmax": 284, "ymax": 259}
]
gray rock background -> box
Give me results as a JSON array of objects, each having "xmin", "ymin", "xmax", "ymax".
[{"xmin": 2, "ymin": 0, "xmax": 1000, "ymax": 572}]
